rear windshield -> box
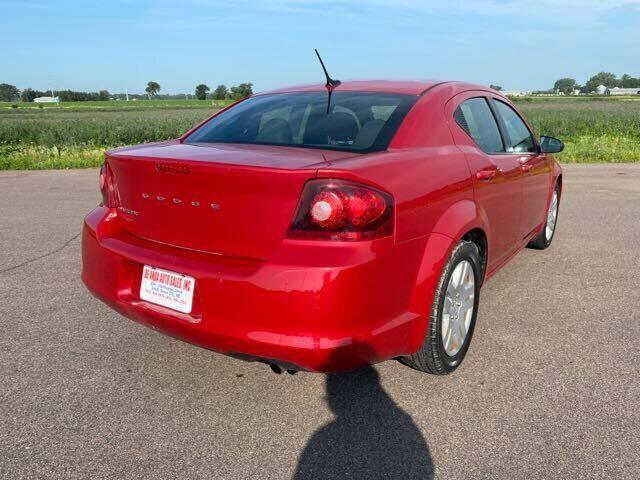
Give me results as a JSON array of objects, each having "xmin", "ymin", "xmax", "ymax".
[{"xmin": 184, "ymin": 92, "xmax": 418, "ymax": 153}]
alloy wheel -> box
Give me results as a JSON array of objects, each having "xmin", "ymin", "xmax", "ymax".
[
  {"xmin": 546, "ymin": 190, "xmax": 559, "ymax": 241},
  {"xmin": 441, "ymin": 260, "xmax": 475, "ymax": 356}
]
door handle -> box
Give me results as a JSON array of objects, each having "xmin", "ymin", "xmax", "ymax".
[{"xmin": 476, "ymin": 168, "xmax": 497, "ymax": 181}]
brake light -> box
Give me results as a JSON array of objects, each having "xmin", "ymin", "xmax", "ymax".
[
  {"xmin": 99, "ymin": 162, "xmax": 120, "ymax": 208},
  {"xmin": 288, "ymin": 179, "xmax": 393, "ymax": 241}
]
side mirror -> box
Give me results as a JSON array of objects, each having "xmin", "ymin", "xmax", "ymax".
[{"xmin": 540, "ymin": 136, "xmax": 564, "ymax": 154}]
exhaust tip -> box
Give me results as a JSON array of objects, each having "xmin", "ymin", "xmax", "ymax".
[{"xmin": 269, "ymin": 363, "xmax": 283, "ymax": 374}]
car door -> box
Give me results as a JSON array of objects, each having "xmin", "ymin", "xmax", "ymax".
[
  {"xmin": 491, "ymin": 99, "xmax": 552, "ymax": 240},
  {"xmin": 447, "ymin": 94, "xmax": 523, "ymax": 271}
]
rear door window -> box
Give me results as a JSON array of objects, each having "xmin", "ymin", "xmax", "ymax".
[
  {"xmin": 454, "ymin": 98, "xmax": 504, "ymax": 154},
  {"xmin": 493, "ymin": 101, "xmax": 537, "ymax": 153}
]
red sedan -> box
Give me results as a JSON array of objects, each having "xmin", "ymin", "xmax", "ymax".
[{"xmin": 82, "ymin": 80, "xmax": 563, "ymax": 374}]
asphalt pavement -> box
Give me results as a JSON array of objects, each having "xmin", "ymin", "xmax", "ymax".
[{"xmin": 1, "ymin": 164, "xmax": 639, "ymax": 479}]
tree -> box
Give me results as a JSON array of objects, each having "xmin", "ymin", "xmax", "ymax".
[
  {"xmin": 620, "ymin": 74, "xmax": 640, "ymax": 88},
  {"xmin": 145, "ymin": 81, "xmax": 161, "ymax": 99},
  {"xmin": 212, "ymin": 84, "xmax": 229, "ymax": 100},
  {"xmin": 584, "ymin": 72, "xmax": 618, "ymax": 93},
  {"xmin": 489, "ymin": 85, "xmax": 503, "ymax": 91},
  {"xmin": 195, "ymin": 84, "xmax": 210, "ymax": 100},
  {"xmin": 553, "ymin": 78, "xmax": 577, "ymax": 95},
  {"xmin": 0, "ymin": 83, "xmax": 19, "ymax": 101},
  {"xmin": 56, "ymin": 90, "xmax": 110, "ymax": 101},
  {"xmin": 230, "ymin": 83, "xmax": 253, "ymax": 100},
  {"xmin": 20, "ymin": 88, "xmax": 46, "ymax": 102}
]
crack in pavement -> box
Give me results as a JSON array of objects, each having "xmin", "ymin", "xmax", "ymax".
[{"xmin": 0, "ymin": 233, "xmax": 80, "ymax": 274}]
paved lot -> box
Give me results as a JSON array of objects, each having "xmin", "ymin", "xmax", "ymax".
[{"xmin": 1, "ymin": 165, "xmax": 639, "ymax": 479}]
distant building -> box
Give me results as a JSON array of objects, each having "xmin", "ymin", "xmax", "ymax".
[
  {"xmin": 33, "ymin": 96, "xmax": 60, "ymax": 103},
  {"xmin": 596, "ymin": 85, "xmax": 609, "ymax": 95},
  {"xmin": 609, "ymin": 87, "xmax": 640, "ymax": 96},
  {"xmin": 502, "ymin": 90, "xmax": 530, "ymax": 97}
]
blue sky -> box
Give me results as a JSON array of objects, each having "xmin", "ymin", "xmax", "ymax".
[{"xmin": 2, "ymin": 0, "xmax": 639, "ymax": 94}]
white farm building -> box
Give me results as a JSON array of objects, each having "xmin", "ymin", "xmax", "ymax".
[
  {"xmin": 595, "ymin": 86, "xmax": 640, "ymax": 96},
  {"xmin": 33, "ymin": 96, "xmax": 60, "ymax": 103},
  {"xmin": 609, "ymin": 87, "xmax": 640, "ymax": 96},
  {"xmin": 502, "ymin": 90, "xmax": 530, "ymax": 97}
]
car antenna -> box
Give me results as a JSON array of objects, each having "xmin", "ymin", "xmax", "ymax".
[{"xmin": 315, "ymin": 49, "xmax": 341, "ymax": 114}]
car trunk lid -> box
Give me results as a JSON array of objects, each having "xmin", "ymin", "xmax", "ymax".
[{"xmin": 107, "ymin": 142, "xmax": 357, "ymax": 259}]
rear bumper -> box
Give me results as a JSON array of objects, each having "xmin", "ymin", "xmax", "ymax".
[{"xmin": 81, "ymin": 206, "xmax": 430, "ymax": 372}]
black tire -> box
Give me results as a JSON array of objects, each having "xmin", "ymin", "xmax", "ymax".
[
  {"xmin": 527, "ymin": 183, "xmax": 560, "ymax": 250},
  {"xmin": 402, "ymin": 240, "xmax": 481, "ymax": 375}
]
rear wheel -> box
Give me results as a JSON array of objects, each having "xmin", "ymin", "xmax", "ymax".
[
  {"xmin": 402, "ymin": 241, "xmax": 481, "ymax": 375},
  {"xmin": 527, "ymin": 184, "xmax": 560, "ymax": 250}
]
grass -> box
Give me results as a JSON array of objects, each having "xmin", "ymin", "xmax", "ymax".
[
  {"xmin": 0, "ymin": 106, "xmax": 218, "ymax": 169},
  {"xmin": 516, "ymin": 98, "xmax": 640, "ymax": 163},
  {"xmin": 0, "ymin": 97, "xmax": 638, "ymax": 169}
]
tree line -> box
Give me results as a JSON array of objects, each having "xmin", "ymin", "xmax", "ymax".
[
  {"xmin": 552, "ymin": 72, "xmax": 640, "ymax": 95},
  {"xmin": 0, "ymin": 85, "xmax": 112, "ymax": 102},
  {"xmin": 4, "ymin": 72, "xmax": 637, "ymax": 103},
  {"xmin": 193, "ymin": 83, "xmax": 253, "ymax": 100},
  {"xmin": 135, "ymin": 81, "xmax": 254, "ymax": 101},
  {"xmin": 0, "ymin": 80, "xmax": 254, "ymax": 102},
  {"xmin": 490, "ymin": 72, "xmax": 639, "ymax": 95}
]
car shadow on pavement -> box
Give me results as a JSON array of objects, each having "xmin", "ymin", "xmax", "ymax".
[{"xmin": 293, "ymin": 354, "xmax": 434, "ymax": 479}]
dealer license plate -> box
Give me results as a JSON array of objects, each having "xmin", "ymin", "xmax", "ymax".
[{"xmin": 140, "ymin": 266, "xmax": 195, "ymax": 314}]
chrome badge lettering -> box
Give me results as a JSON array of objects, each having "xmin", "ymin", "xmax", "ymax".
[
  {"xmin": 141, "ymin": 193, "xmax": 220, "ymax": 211},
  {"xmin": 118, "ymin": 206, "xmax": 139, "ymax": 216}
]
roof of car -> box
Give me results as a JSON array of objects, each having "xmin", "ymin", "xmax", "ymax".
[{"xmin": 260, "ymin": 80, "xmax": 450, "ymax": 96}]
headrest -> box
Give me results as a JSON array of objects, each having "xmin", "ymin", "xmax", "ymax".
[{"xmin": 256, "ymin": 118, "xmax": 293, "ymax": 144}]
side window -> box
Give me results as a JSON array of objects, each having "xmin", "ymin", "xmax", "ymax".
[
  {"xmin": 493, "ymin": 101, "xmax": 537, "ymax": 153},
  {"xmin": 454, "ymin": 98, "xmax": 504, "ymax": 154}
]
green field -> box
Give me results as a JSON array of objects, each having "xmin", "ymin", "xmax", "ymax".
[
  {"xmin": 1, "ymin": 96, "xmax": 639, "ymax": 169},
  {"xmin": 0, "ymin": 98, "xmax": 231, "ymax": 110},
  {"xmin": 514, "ymin": 96, "xmax": 640, "ymax": 163},
  {"xmin": 0, "ymin": 102, "xmax": 223, "ymax": 169}
]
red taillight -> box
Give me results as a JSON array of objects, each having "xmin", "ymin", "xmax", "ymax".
[
  {"xmin": 99, "ymin": 162, "xmax": 120, "ymax": 208},
  {"xmin": 288, "ymin": 179, "xmax": 393, "ymax": 241}
]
